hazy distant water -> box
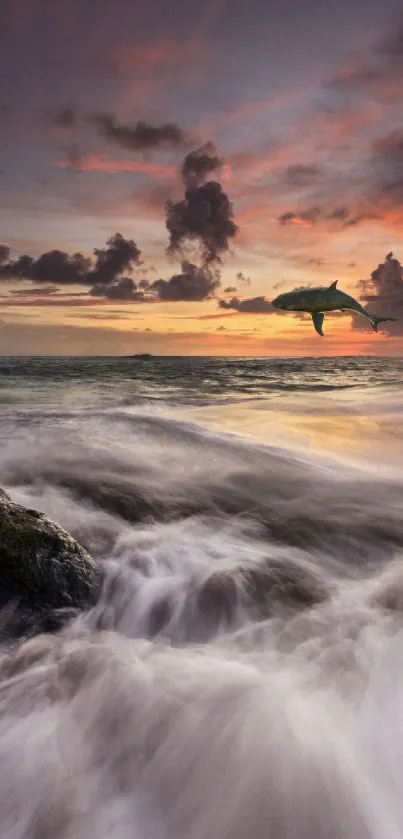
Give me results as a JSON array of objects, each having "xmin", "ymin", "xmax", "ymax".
[
  {"xmin": 1, "ymin": 354, "xmax": 402, "ymax": 408},
  {"xmin": 1, "ymin": 355, "xmax": 403, "ymax": 838}
]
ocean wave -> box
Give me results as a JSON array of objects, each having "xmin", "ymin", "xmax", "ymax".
[
  {"xmin": 1, "ymin": 377, "xmax": 403, "ymax": 836},
  {"xmin": 2, "ymin": 410, "xmax": 403, "ymax": 564}
]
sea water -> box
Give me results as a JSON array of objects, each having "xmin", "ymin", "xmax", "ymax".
[{"xmin": 0, "ymin": 355, "xmax": 403, "ymax": 838}]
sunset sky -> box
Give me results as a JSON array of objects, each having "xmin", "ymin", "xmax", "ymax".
[{"xmin": 1, "ymin": 0, "xmax": 403, "ymax": 356}]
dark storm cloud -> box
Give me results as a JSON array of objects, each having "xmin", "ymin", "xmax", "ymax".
[
  {"xmin": 94, "ymin": 114, "xmax": 188, "ymax": 151},
  {"xmin": 353, "ymin": 252, "xmax": 403, "ymax": 334},
  {"xmin": 88, "ymin": 233, "xmax": 142, "ymax": 286},
  {"xmin": 224, "ymin": 286, "xmax": 237, "ymax": 293},
  {"xmin": 53, "ymin": 108, "xmax": 77, "ymax": 128},
  {"xmin": 0, "ymin": 250, "xmax": 91, "ymax": 285},
  {"xmin": 0, "ymin": 234, "xmax": 142, "ymax": 300},
  {"xmin": 90, "ymin": 277, "xmax": 145, "ymax": 301},
  {"xmin": 165, "ymin": 143, "xmax": 238, "ymax": 264},
  {"xmin": 0, "ymin": 236, "xmax": 224, "ymax": 305},
  {"xmin": 181, "ymin": 142, "xmax": 222, "ymax": 189},
  {"xmin": 151, "ymin": 261, "xmax": 221, "ymax": 301},
  {"xmin": 218, "ymin": 296, "xmax": 274, "ymax": 314},
  {"xmin": 282, "ymin": 164, "xmax": 324, "ymax": 187}
]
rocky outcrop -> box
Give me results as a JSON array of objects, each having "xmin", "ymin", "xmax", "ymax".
[{"xmin": 0, "ymin": 489, "xmax": 102, "ymax": 638}]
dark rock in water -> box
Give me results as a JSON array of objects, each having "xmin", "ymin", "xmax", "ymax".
[
  {"xmin": 141, "ymin": 556, "xmax": 331, "ymax": 643},
  {"xmin": 0, "ymin": 489, "xmax": 102, "ymax": 639}
]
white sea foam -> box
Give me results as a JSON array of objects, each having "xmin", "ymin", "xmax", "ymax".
[{"xmin": 0, "ymin": 357, "xmax": 403, "ymax": 837}]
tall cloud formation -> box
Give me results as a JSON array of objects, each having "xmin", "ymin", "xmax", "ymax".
[
  {"xmin": 354, "ymin": 251, "xmax": 403, "ymax": 335},
  {"xmin": 165, "ymin": 142, "xmax": 238, "ymax": 264},
  {"xmin": 181, "ymin": 143, "xmax": 222, "ymax": 188},
  {"xmin": 95, "ymin": 114, "xmax": 188, "ymax": 151}
]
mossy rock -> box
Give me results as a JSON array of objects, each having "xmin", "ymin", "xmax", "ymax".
[{"xmin": 0, "ymin": 490, "xmax": 102, "ymax": 638}]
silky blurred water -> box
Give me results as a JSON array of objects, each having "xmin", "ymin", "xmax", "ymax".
[{"xmin": 1, "ymin": 355, "xmax": 403, "ymax": 838}]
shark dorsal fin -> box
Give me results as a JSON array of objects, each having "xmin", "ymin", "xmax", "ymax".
[{"xmin": 328, "ymin": 280, "xmax": 338, "ymax": 291}]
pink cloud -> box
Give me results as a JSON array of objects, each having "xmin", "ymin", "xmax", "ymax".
[
  {"xmin": 58, "ymin": 153, "xmax": 176, "ymax": 179},
  {"xmin": 107, "ymin": 38, "xmax": 205, "ymax": 73}
]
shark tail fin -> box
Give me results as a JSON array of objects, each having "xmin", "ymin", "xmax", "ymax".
[{"xmin": 371, "ymin": 315, "xmax": 398, "ymax": 333}]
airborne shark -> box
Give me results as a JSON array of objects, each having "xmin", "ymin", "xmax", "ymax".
[{"xmin": 272, "ymin": 281, "xmax": 397, "ymax": 336}]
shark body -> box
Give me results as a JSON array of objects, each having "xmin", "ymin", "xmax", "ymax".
[{"xmin": 272, "ymin": 281, "xmax": 397, "ymax": 336}]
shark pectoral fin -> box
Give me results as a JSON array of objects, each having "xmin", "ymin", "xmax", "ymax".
[
  {"xmin": 312, "ymin": 312, "xmax": 325, "ymax": 336},
  {"xmin": 328, "ymin": 280, "xmax": 338, "ymax": 290}
]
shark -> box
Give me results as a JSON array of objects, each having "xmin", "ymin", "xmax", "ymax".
[{"xmin": 271, "ymin": 281, "xmax": 397, "ymax": 336}]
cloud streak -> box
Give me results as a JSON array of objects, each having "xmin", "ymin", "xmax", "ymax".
[
  {"xmin": 59, "ymin": 152, "xmax": 176, "ymax": 178},
  {"xmin": 218, "ymin": 296, "xmax": 274, "ymax": 314},
  {"xmin": 277, "ymin": 205, "xmax": 378, "ymax": 230},
  {"xmin": 94, "ymin": 114, "xmax": 189, "ymax": 151}
]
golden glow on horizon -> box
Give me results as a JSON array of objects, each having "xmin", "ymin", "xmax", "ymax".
[{"xmin": 1, "ymin": 299, "xmax": 399, "ymax": 357}]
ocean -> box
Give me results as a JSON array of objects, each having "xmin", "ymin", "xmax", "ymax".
[{"xmin": 1, "ymin": 354, "xmax": 403, "ymax": 838}]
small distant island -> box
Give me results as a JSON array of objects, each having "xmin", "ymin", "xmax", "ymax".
[{"xmin": 126, "ymin": 353, "xmax": 154, "ymax": 359}]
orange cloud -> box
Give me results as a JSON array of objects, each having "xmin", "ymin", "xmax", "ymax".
[
  {"xmin": 58, "ymin": 154, "xmax": 176, "ymax": 179},
  {"xmin": 0, "ymin": 295, "xmax": 114, "ymax": 308},
  {"xmin": 288, "ymin": 216, "xmax": 315, "ymax": 229},
  {"xmin": 197, "ymin": 311, "xmax": 241, "ymax": 320}
]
